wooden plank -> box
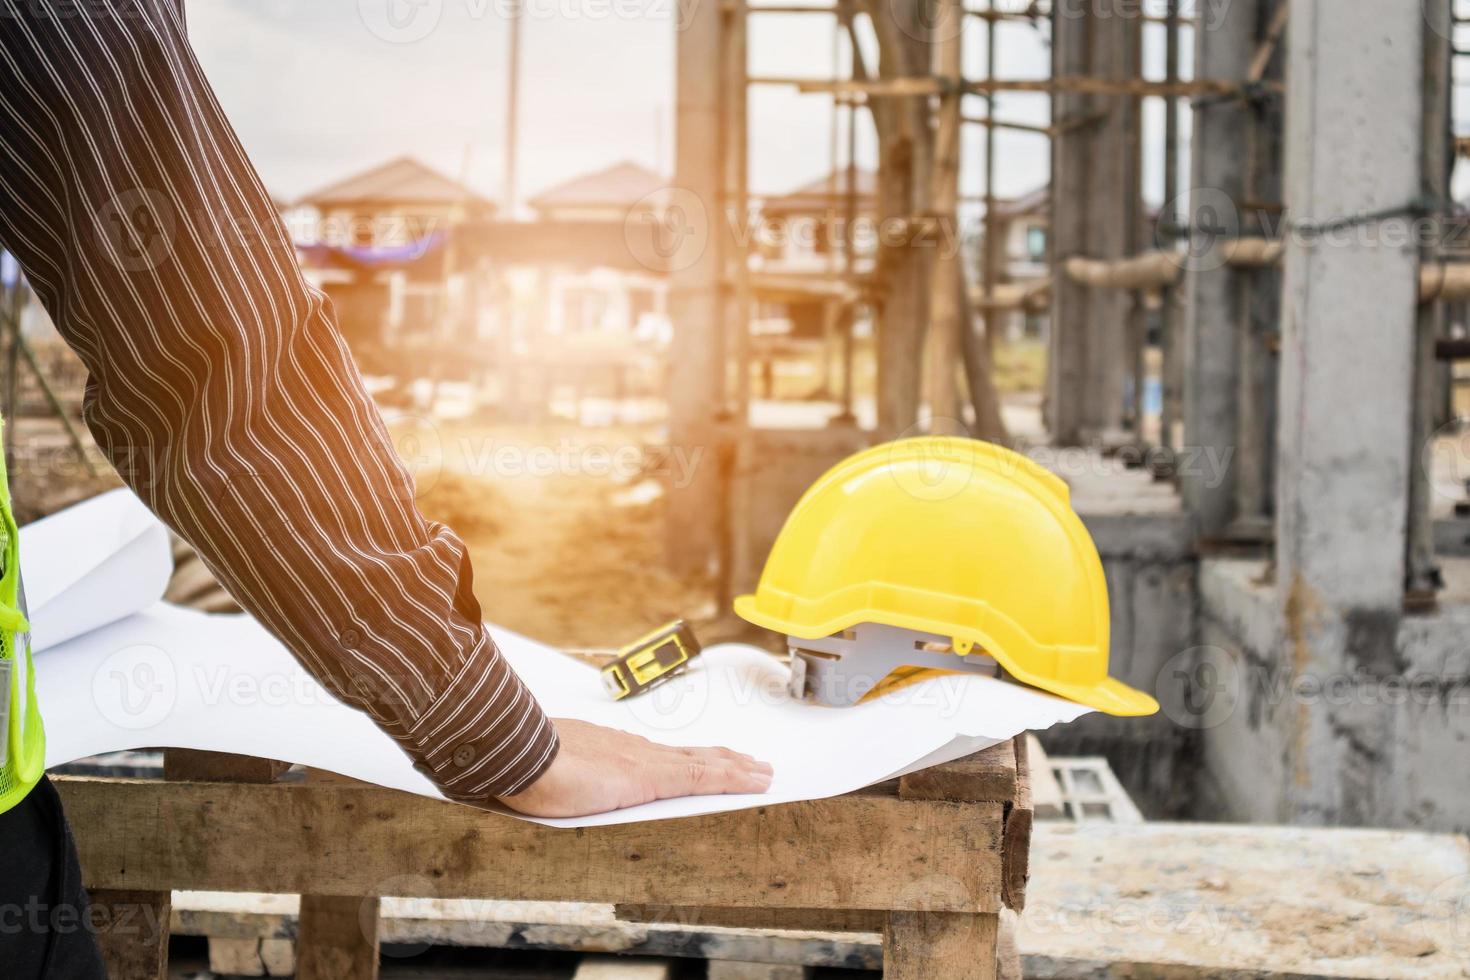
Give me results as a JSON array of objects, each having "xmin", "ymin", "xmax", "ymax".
[
  {"xmin": 924, "ymin": 0, "xmax": 964, "ymax": 424},
  {"xmin": 1002, "ymin": 736, "xmax": 1033, "ymax": 912},
  {"xmin": 1247, "ymin": 0, "xmax": 1289, "ymax": 84},
  {"xmin": 613, "ymin": 905, "xmax": 884, "ymax": 933},
  {"xmin": 883, "ymin": 911, "xmax": 999, "ymax": 980},
  {"xmin": 57, "ymin": 778, "xmax": 1005, "ymax": 913},
  {"xmin": 899, "ymin": 738, "xmax": 1030, "ymax": 911},
  {"xmin": 96, "ymin": 748, "xmax": 285, "ymax": 978},
  {"xmin": 296, "ymin": 894, "xmax": 379, "ymax": 980},
  {"xmin": 297, "ymin": 769, "xmax": 380, "ymax": 980},
  {"xmin": 91, "ymin": 887, "xmax": 169, "ymax": 980},
  {"xmin": 163, "ymin": 749, "xmax": 289, "ymax": 783},
  {"xmin": 898, "ymin": 739, "xmax": 1017, "ymax": 802}
]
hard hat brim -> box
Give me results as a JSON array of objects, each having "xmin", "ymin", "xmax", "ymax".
[{"xmin": 735, "ymin": 594, "xmax": 1160, "ymax": 718}]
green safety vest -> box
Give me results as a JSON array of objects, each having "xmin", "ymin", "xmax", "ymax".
[{"xmin": 0, "ymin": 415, "xmax": 44, "ymax": 814}]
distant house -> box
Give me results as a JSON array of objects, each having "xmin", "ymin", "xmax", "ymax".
[
  {"xmin": 291, "ymin": 157, "xmax": 496, "ymax": 353},
  {"xmin": 749, "ymin": 168, "xmax": 877, "ymax": 349},
  {"xmin": 528, "ymin": 160, "xmax": 667, "ymax": 224},
  {"xmin": 984, "ymin": 185, "xmax": 1051, "ymax": 341},
  {"xmin": 758, "ymin": 168, "xmax": 878, "ymax": 277},
  {"xmin": 516, "ymin": 160, "xmax": 671, "ymax": 342},
  {"xmin": 297, "ymin": 156, "xmax": 495, "ymax": 248}
]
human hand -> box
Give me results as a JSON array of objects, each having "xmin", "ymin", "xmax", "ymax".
[{"xmin": 498, "ymin": 718, "xmax": 773, "ymax": 818}]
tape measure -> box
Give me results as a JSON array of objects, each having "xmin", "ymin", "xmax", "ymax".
[{"xmin": 600, "ymin": 620, "xmax": 702, "ymax": 700}]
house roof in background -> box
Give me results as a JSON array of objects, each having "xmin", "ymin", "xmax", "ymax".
[
  {"xmin": 528, "ymin": 161, "xmax": 668, "ymax": 212},
  {"xmin": 992, "ymin": 185, "xmax": 1050, "ymax": 220},
  {"xmin": 298, "ymin": 156, "xmax": 493, "ymax": 209},
  {"xmin": 764, "ymin": 168, "xmax": 877, "ymax": 214}
]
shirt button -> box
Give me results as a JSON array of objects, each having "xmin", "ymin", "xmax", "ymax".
[
  {"xmin": 340, "ymin": 628, "xmax": 361, "ymax": 650},
  {"xmin": 452, "ymin": 744, "xmax": 477, "ymax": 768}
]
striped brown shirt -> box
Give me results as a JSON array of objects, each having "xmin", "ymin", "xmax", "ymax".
[{"xmin": 0, "ymin": 0, "xmax": 558, "ymax": 801}]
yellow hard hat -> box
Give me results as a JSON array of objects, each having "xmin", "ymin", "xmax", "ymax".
[{"xmin": 735, "ymin": 436, "xmax": 1159, "ymax": 717}]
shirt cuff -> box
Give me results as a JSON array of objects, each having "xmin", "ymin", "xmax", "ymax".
[{"xmin": 405, "ymin": 633, "xmax": 560, "ymax": 802}]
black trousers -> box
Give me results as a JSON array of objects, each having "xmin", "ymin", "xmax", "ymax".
[{"xmin": 0, "ymin": 777, "xmax": 107, "ymax": 979}]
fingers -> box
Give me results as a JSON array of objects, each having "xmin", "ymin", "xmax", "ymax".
[
  {"xmin": 642, "ymin": 748, "xmax": 774, "ymax": 800},
  {"xmin": 665, "ymin": 743, "xmax": 773, "ymax": 775}
]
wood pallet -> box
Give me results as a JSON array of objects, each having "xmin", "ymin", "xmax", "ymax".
[
  {"xmin": 56, "ymin": 736, "xmax": 1034, "ymax": 980},
  {"xmin": 167, "ymin": 819, "xmax": 1470, "ymax": 980}
]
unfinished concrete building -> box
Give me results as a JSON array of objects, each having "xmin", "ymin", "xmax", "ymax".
[{"xmin": 666, "ymin": 0, "xmax": 1470, "ymax": 832}]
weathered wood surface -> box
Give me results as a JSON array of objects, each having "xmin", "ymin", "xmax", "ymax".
[
  {"xmin": 883, "ymin": 911, "xmax": 999, "ymax": 980},
  {"xmin": 162, "ymin": 748, "xmax": 288, "ymax": 783},
  {"xmin": 897, "ymin": 738, "xmax": 1016, "ymax": 802},
  {"xmin": 296, "ymin": 769, "xmax": 381, "ymax": 980},
  {"xmin": 56, "ymin": 777, "xmax": 1005, "ymax": 912},
  {"xmin": 886, "ymin": 739, "xmax": 1014, "ymax": 976},
  {"xmin": 899, "ymin": 737, "xmax": 1032, "ymax": 912},
  {"xmin": 296, "ymin": 894, "xmax": 379, "ymax": 980},
  {"xmin": 90, "ymin": 887, "xmax": 170, "ymax": 980},
  {"xmin": 613, "ymin": 905, "xmax": 884, "ymax": 934}
]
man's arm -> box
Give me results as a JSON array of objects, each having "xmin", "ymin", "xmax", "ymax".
[{"xmin": 0, "ymin": 1, "xmax": 769, "ymax": 813}]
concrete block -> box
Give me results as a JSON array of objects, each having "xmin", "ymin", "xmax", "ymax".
[
  {"xmin": 572, "ymin": 955, "xmax": 675, "ymax": 979},
  {"xmin": 208, "ymin": 936, "xmax": 295, "ymax": 977}
]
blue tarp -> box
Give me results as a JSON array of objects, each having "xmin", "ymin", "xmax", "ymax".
[{"xmin": 297, "ymin": 231, "xmax": 447, "ymax": 271}]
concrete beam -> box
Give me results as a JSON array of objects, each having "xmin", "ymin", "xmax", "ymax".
[{"xmin": 1275, "ymin": 0, "xmax": 1423, "ymax": 823}]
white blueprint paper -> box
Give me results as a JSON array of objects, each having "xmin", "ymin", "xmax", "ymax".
[
  {"xmin": 20, "ymin": 489, "xmax": 172, "ymax": 651},
  {"xmin": 25, "ymin": 492, "xmax": 1093, "ymax": 828}
]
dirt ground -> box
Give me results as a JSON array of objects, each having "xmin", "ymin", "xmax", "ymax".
[{"xmin": 408, "ymin": 420, "xmax": 720, "ymax": 650}]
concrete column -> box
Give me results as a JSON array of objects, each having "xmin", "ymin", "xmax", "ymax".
[
  {"xmin": 1047, "ymin": 3, "xmax": 1142, "ymax": 446},
  {"xmin": 1045, "ymin": 4, "xmax": 1090, "ymax": 443},
  {"xmin": 1406, "ymin": 2, "xmax": 1453, "ymax": 603},
  {"xmin": 1232, "ymin": 12, "xmax": 1286, "ymax": 540},
  {"xmin": 666, "ymin": 0, "xmax": 726, "ymax": 574},
  {"xmin": 1275, "ymin": 0, "xmax": 1423, "ymax": 823},
  {"xmin": 1180, "ymin": 0, "xmax": 1260, "ymax": 538}
]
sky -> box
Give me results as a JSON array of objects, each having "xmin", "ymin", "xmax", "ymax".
[{"xmin": 188, "ymin": 0, "xmax": 1193, "ymax": 211}]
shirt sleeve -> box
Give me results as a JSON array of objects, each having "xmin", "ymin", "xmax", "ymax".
[{"xmin": 0, "ymin": 1, "xmax": 557, "ymax": 801}]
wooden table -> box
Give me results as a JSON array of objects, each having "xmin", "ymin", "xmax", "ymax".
[{"xmin": 54, "ymin": 736, "xmax": 1033, "ymax": 979}]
